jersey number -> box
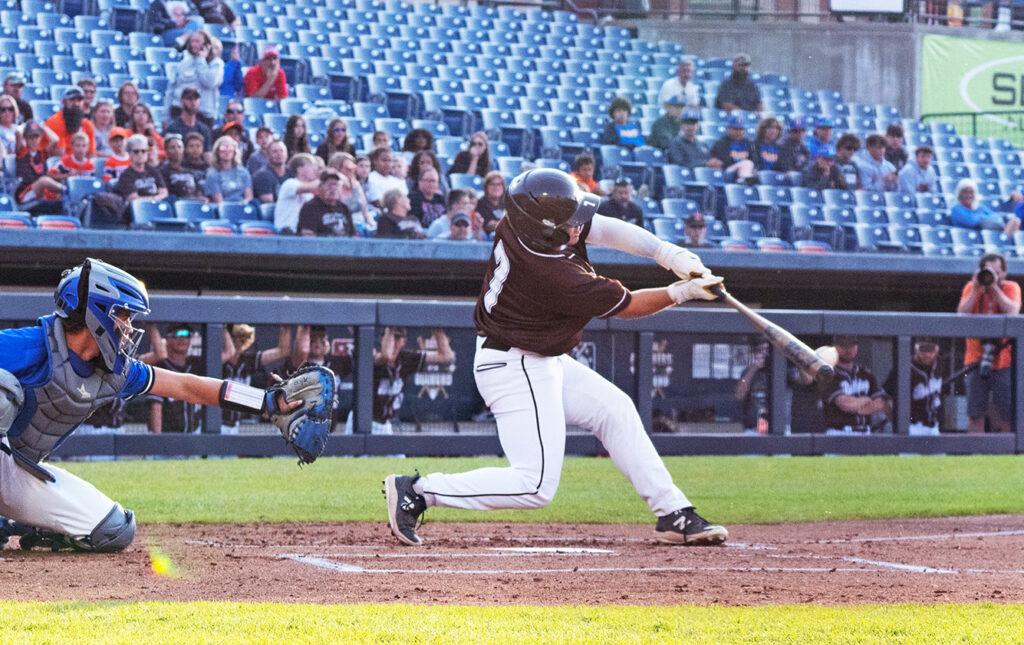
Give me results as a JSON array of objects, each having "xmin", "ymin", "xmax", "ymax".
[{"xmin": 483, "ymin": 240, "xmax": 510, "ymax": 314}]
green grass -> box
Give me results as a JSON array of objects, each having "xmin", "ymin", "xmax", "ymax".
[
  {"xmin": 3, "ymin": 602, "xmax": 1024, "ymax": 643},
  {"xmin": 58, "ymin": 454, "xmax": 1024, "ymax": 525}
]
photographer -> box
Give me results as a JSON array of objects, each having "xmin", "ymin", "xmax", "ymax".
[{"xmin": 956, "ymin": 253, "xmax": 1021, "ymax": 433}]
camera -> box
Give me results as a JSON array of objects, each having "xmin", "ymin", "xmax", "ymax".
[
  {"xmin": 978, "ymin": 340, "xmax": 998, "ymax": 379},
  {"xmin": 977, "ymin": 267, "xmax": 996, "ymax": 287}
]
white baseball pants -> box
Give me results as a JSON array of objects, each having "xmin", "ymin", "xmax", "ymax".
[{"xmin": 417, "ymin": 338, "xmax": 690, "ymax": 516}]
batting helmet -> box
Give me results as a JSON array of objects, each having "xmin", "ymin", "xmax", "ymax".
[
  {"xmin": 505, "ymin": 168, "xmax": 600, "ymax": 252},
  {"xmin": 54, "ymin": 258, "xmax": 151, "ymax": 376}
]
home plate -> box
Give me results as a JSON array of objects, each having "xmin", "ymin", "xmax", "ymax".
[{"xmin": 488, "ymin": 547, "xmax": 615, "ymax": 554}]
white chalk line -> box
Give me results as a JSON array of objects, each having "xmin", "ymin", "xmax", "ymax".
[
  {"xmin": 278, "ymin": 551, "xmax": 618, "ymax": 559},
  {"xmin": 811, "ymin": 529, "xmax": 1024, "ymax": 544}
]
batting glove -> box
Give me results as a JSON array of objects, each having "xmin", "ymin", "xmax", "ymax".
[
  {"xmin": 654, "ymin": 241, "xmax": 711, "ymax": 280},
  {"xmin": 667, "ymin": 276, "xmax": 724, "ymax": 303}
]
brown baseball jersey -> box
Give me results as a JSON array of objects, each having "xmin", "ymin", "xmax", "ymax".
[{"xmin": 473, "ymin": 218, "xmax": 631, "ymax": 356}]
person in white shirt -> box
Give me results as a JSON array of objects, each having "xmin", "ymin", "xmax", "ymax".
[
  {"xmin": 897, "ymin": 145, "xmax": 940, "ymax": 195},
  {"xmin": 273, "ymin": 153, "xmax": 321, "ymax": 233},
  {"xmin": 657, "ymin": 60, "xmax": 700, "ymax": 109},
  {"xmin": 365, "ymin": 147, "xmax": 408, "ymax": 207}
]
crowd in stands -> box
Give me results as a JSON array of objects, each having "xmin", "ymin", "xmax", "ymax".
[{"xmin": 0, "ymin": 1, "xmax": 1021, "ymax": 257}]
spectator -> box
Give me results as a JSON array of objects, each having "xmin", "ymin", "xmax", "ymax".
[
  {"xmin": 273, "ymin": 152, "xmax": 321, "ymax": 233},
  {"xmin": 212, "ymin": 100, "xmax": 254, "ymax": 162},
  {"xmin": 596, "ymin": 178, "xmax": 643, "ymax": 226},
  {"xmin": 409, "ymin": 166, "xmax": 446, "ymax": 228},
  {"xmin": 147, "ymin": 322, "xmax": 216, "ymax": 434},
  {"xmin": 164, "ymin": 87, "xmax": 213, "ymax": 151},
  {"xmin": 3, "ymin": 72, "xmax": 30, "ymax": 124},
  {"xmin": 375, "ymin": 188, "xmax": 426, "ymax": 239},
  {"xmin": 884, "ymin": 123, "xmax": 908, "ymax": 172},
  {"xmin": 92, "ymin": 101, "xmax": 115, "ymax": 157},
  {"xmin": 801, "ymin": 144, "xmax": 846, "ymax": 190},
  {"xmin": 447, "ymin": 131, "xmax": 490, "ymax": 177},
  {"xmin": 882, "ymin": 337, "xmax": 944, "ymax": 436},
  {"xmin": 355, "ymin": 155, "xmax": 371, "ymax": 188},
  {"xmin": 219, "ymin": 41, "xmax": 244, "ymax": 100},
  {"xmin": 776, "ymin": 116, "xmax": 810, "ymax": 173},
  {"xmin": 246, "ymin": 126, "xmax": 274, "ymax": 175},
  {"xmin": 14, "ymin": 120, "xmax": 62, "ymax": 207},
  {"xmin": 647, "ymin": 95, "xmax": 687, "ymax": 151},
  {"xmin": 283, "ymin": 114, "xmax": 310, "ymax": 157},
  {"xmin": 315, "ymin": 118, "xmax": 355, "ymax": 164},
  {"xmin": 752, "ymin": 116, "xmax": 783, "ymax": 171},
  {"xmin": 709, "ymin": 114, "xmax": 757, "ymax": 184},
  {"xmin": 182, "ymin": 131, "xmax": 208, "ymax": 185},
  {"xmin": 0, "ymin": 93, "xmax": 19, "ymax": 156},
  {"xmin": 148, "ymin": 0, "xmax": 201, "ymax": 47},
  {"xmin": 297, "ymin": 168, "xmax": 356, "ymax": 237},
  {"xmin": 114, "ymin": 82, "xmax": 139, "ymax": 128},
  {"xmin": 253, "ymin": 140, "xmax": 289, "ymax": 203},
  {"xmin": 897, "ymin": 145, "xmax": 940, "ymax": 195},
  {"xmin": 818, "ymin": 335, "xmax": 891, "ymax": 435},
  {"xmin": 167, "ymin": 30, "xmax": 223, "ymax": 119},
  {"xmin": 834, "ymin": 133, "xmax": 861, "ymax": 189},
  {"xmin": 78, "ymin": 78, "xmax": 97, "ymax": 120},
  {"xmin": 244, "ymin": 45, "xmax": 288, "ymax": 101},
  {"xmin": 408, "ymin": 149, "xmax": 449, "ymax": 197},
  {"xmin": 666, "ymin": 108, "xmax": 709, "ymax": 168},
  {"xmin": 390, "ymin": 154, "xmax": 408, "ymax": 184},
  {"xmin": 160, "ymin": 133, "xmax": 205, "ymax": 201},
  {"xmin": 146, "ymin": 138, "xmax": 161, "ymax": 169},
  {"xmin": 366, "ymin": 147, "xmax": 407, "ymax": 207},
  {"xmin": 435, "ymin": 210, "xmax": 475, "ymax": 240},
  {"xmin": 951, "ymin": 178, "xmax": 1021, "ymax": 235},
  {"xmin": 400, "ymin": 128, "xmax": 434, "ymax": 165},
  {"xmin": 129, "ymin": 103, "xmax": 165, "ymax": 160},
  {"xmin": 956, "ymin": 253, "xmax": 1021, "ymax": 434},
  {"xmin": 196, "ymin": 0, "xmax": 239, "ymax": 26},
  {"xmin": 806, "ymin": 117, "xmax": 834, "ymax": 162},
  {"xmin": 570, "ymin": 152, "xmax": 607, "ymax": 196},
  {"xmin": 205, "ymin": 135, "xmax": 252, "ymax": 203},
  {"xmin": 735, "ymin": 339, "xmax": 771, "ymax": 434},
  {"xmin": 368, "ymin": 130, "xmax": 388, "ymax": 150},
  {"xmin": 475, "ymin": 170, "xmax": 506, "ymax": 236},
  {"xmin": 221, "ymin": 324, "xmax": 292, "ymax": 433},
  {"xmin": 855, "ymin": 134, "xmax": 898, "ymax": 193},
  {"xmin": 116, "ymin": 133, "xmax": 169, "ymax": 204},
  {"xmin": 329, "ymin": 151, "xmax": 373, "ymax": 233},
  {"xmin": 599, "ymin": 96, "xmax": 644, "ymax": 150},
  {"xmin": 680, "ymin": 212, "xmax": 712, "ymax": 248},
  {"xmin": 714, "ymin": 53, "xmax": 763, "ymax": 113},
  {"xmin": 656, "ymin": 59, "xmax": 699, "ymax": 109},
  {"xmin": 43, "ymin": 87, "xmax": 95, "ymax": 157},
  {"xmin": 284, "ymin": 325, "xmax": 352, "ymax": 429},
  {"xmin": 426, "ymin": 188, "xmax": 477, "ymax": 238},
  {"xmin": 53, "ymin": 131, "xmax": 95, "ymax": 178},
  {"xmin": 103, "ymin": 127, "xmax": 132, "ymax": 181}
]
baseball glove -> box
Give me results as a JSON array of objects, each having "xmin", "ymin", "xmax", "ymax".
[{"xmin": 266, "ymin": 363, "xmax": 338, "ymax": 465}]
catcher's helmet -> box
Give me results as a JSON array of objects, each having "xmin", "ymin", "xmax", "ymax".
[
  {"xmin": 505, "ymin": 168, "xmax": 600, "ymax": 252},
  {"xmin": 54, "ymin": 258, "xmax": 151, "ymax": 376}
]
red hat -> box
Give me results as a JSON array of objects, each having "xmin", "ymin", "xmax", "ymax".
[
  {"xmin": 261, "ymin": 45, "xmax": 279, "ymax": 59},
  {"xmin": 109, "ymin": 126, "xmax": 132, "ymax": 140}
]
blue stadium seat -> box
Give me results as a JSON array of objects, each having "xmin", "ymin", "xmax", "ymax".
[
  {"xmin": 790, "ymin": 204, "xmax": 842, "ymax": 248},
  {"xmin": 0, "ymin": 212, "xmax": 32, "ymax": 227},
  {"xmin": 175, "ymin": 200, "xmax": 218, "ymax": 224},
  {"xmin": 35, "ymin": 214, "xmax": 81, "ymax": 230},
  {"xmin": 449, "ymin": 173, "xmax": 483, "ymax": 191},
  {"xmin": 131, "ymin": 200, "xmax": 188, "ymax": 231},
  {"xmin": 218, "ymin": 201, "xmax": 259, "ymax": 224},
  {"xmin": 854, "ymin": 207, "xmax": 889, "ymax": 226},
  {"xmin": 794, "ymin": 239, "xmax": 832, "ymax": 253},
  {"xmin": 854, "ymin": 223, "xmax": 904, "ymax": 252}
]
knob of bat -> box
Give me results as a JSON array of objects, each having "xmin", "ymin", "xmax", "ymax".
[{"xmin": 815, "ymin": 364, "xmax": 835, "ymax": 383}]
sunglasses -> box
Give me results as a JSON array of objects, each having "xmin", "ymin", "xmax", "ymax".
[
  {"xmin": 226, "ymin": 107, "xmax": 244, "ymax": 114},
  {"xmin": 916, "ymin": 343, "xmax": 938, "ymax": 353},
  {"xmin": 172, "ymin": 329, "xmax": 192, "ymax": 338},
  {"xmin": 128, "ymin": 148, "xmax": 147, "ymax": 154},
  {"xmin": 0, "ymin": 106, "xmax": 12, "ymax": 113}
]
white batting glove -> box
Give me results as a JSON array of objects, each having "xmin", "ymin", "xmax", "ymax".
[
  {"xmin": 654, "ymin": 241, "xmax": 710, "ymax": 279},
  {"xmin": 667, "ymin": 276, "xmax": 724, "ymax": 304}
]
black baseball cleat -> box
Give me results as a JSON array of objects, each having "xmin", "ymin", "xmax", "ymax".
[
  {"xmin": 383, "ymin": 474, "xmax": 427, "ymax": 546},
  {"xmin": 655, "ymin": 507, "xmax": 728, "ymax": 546}
]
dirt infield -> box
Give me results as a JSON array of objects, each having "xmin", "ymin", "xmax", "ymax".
[{"xmin": 3, "ymin": 515, "xmax": 1024, "ymax": 606}]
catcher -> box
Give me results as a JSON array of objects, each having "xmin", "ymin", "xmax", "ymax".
[{"xmin": 0, "ymin": 259, "xmax": 336, "ymax": 553}]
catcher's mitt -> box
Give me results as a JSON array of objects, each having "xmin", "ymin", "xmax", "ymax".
[{"xmin": 266, "ymin": 363, "xmax": 338, "ymax": 464}]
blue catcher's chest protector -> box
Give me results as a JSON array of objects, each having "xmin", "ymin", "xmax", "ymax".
[{"xmin": 9, "ymin": 317, "xmax": 127, "ymax": 463}]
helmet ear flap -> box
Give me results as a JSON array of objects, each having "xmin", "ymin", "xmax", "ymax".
[{"xmin": 70, "ymin": 259, "xmax": 92, "ymax": 326}]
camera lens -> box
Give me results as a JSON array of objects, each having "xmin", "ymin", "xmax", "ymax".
[{"xmin": 978, "ymin": 267, "xmax": 995, "ymax": 286}]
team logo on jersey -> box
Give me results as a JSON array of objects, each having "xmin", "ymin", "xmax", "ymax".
[{"xmin": 76, "ymin": 383, "xmax": 90, "ymax": 399}]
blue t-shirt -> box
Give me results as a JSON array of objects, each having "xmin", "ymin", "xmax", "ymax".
[
  {"xmin": 756, "ymin": 141, "xmax": 778, "ymax": 170},
  {"xmin": 205, "ymin": 166, "xmax": 253, "ymax": 202},
  {"xmin": 615, "ymin": 123, "xmax": 645, "ymax": 147},
  {"xmin": 951, "ymin": 203, "xmax": 999, "ymax": 230}
]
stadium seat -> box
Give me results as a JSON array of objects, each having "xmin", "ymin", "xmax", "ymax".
[
  {"xmin": 793, "ymin": 239, "xmax": 832, "ymax": 253},
  {"xmin": 449, "ymin": 173, "xmax": 483, "ymax": 191},
  {"xmin": 199, "ymin": 220, "xmax": 236, "ymax": 235},
  {"xmin": 756, "ymin": 237, "xmax": 793, "ymax": 252},
  {"xmin": 175, "ymin": 201, "xmax": 218, "ymax": 224},
  {"xmin": 239, "ymin": 220, "xmax": 276, "ymax": 236},
  {"xmin": 218, "ymin": 202, "xmax": 259, "ymax": 224},
  {"xmin": 35, "ymin": 214, "xmax": 80, "ymax": 230},
  {"xmin": 0, "ymin": 211, "xmax": 31, "ymax": 227},
  {"xmin": 888, "ymin": 224, "xmax": 924, "ymax": 252},
  {"xmin": 131, "ymin": 200, "xmax": 188, "ymax": 231}
]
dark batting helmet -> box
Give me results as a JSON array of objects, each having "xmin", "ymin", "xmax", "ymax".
[{"xmin": 504, "ymin": 168, "xmax": 600, "ymax": 252}]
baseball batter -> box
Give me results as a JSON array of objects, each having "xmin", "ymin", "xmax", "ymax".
[
  {"xmin": 385, "ymin": 168, "xmax": 728, "ymax": 546},
  {"xmin": 0, "ymin": 259, "xmax": 298, "ymax": 552}
]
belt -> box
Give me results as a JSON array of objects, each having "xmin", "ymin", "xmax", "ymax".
[{"xmin": 482, "ymin": 337, "xmax": 511, "ymax": 352}]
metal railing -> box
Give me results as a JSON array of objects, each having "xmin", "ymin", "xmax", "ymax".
[{"xmin": 921, "ymin": 110, "xmax": 1024, "ymax": 146}]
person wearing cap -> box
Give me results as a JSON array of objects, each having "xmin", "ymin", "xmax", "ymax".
[
  {"xmin": 819, "ymin": 336, "xmax": 891, "ymax": 435},
  {"xmin": 596, "ymin": 178, "xmax": 643, "ymax": 227},
  {"xmin": 3, "ymin": 72, "xmax": 31, "ymax": 124},
  {"xmin": 164, "ymin": 86, "xmax": 213, "ymax": 151},
  {"xmin": 882, "ymin": 338, "xmax": 944, "ymax": 436},
  {"xmin": 714, "ymin": 53, "xmax": 762, "ymax": 114},
  {"xmin": 647, "ymin": 95, "xmax": 688, "ymax": 151},
  {"xmin": 160, "ymin": 132, "xmax": 206, "ymax": 202},
  {"xmin": 752, "ymin": 116, "xmax": 783, "ymax": 171},
  {"xmin": 656, "ymin": 59, "xmax": 699, "ymax": 109},
  {"xmin": 214, "ymin": 100, "xmax": 254, "ymax": 162},
  {"xmin": 14, "ymin": 119, "xmax": 64, "ymax": 209},
  {"xmin": 244, "ymin": 45, "xmax": 289, "ymax": 101},
  {"xmin": 666, "ymin": 108, "xmax": 709, "ymax": 169},
  {"xmin": 427, "ymin": 189, "xmax": 477, "ymax": 238},
  {"xmin": 297, "ymin": 169, "xmax": 356, "ymax": 237},
  {"xmin": 807, "ymin": 117, "xmax": 835, "ymax": 162},
  {"xmin": 599, "ymin": 96, "xmax": 644, "ymax": 150},
  {"xmin": 884, "ymin": 123, "xmax": 908, "ymax": 172},
  {"xmin": 776, "ymin": 116, "xmax": 810, "ymax": 173},
  {"xmin": 167, "ymin": 29, "xmax": 223, "ymax": 119},
  {"xmin": 681, "ymin": 212, "xmax": 712, "ymax": 248},
  {"xmin": 855, "ymin": 134, "xmax": 898, "ymax": 193},
  {"xmin": 834, "ymin": 133, "xmax": 862, "ymax": 189},
  {"xmin": 147, "ymin": 322, "xmax": 218, "ymax": 434},
  {"xmin": 43, "ymin": 86, "xmax": 95, "ymax": 157},
  {"xmin": 434, "ymin": 210, "xmax": 474, "ymax": 241},
  {"xmin": 897, "ymin": 145, "xmax": 940, "ymax": 195},
  {"xmin": 801, "ymin": 144, "xmax": 846, "ymax": 190},
  {"xmin": 103, "ymin": 126, "xmax": 133, "ymax": 181},
  {"xmin": 709, "ymin": 114, "xmax": 757, "ymax": 184}
]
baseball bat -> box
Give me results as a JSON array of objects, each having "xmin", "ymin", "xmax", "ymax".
[{"xmin": 709, "ymin": 285, "xmax": 835, "ymax": 384}]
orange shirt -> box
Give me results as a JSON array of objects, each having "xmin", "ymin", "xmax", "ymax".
[
  {"xmin": 53, "ymin": 153, "xmax": 95, "ymax": 177},
  {"xmin": 961, "ymin": 279, "xmax": 1021, "ymax": 369},
  {"xmin": 42, "ymin": 113, "xmax": 96, "ymax": 156},
  {"xmin": 103, "ymin": 154, "xmax": 130, "ymax": 182},
  {"xmin": 571, "ymin": 171, "xmax": 598, "ymax": 192}
]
